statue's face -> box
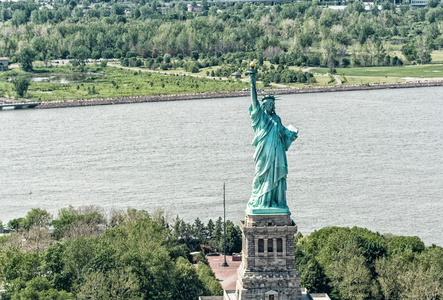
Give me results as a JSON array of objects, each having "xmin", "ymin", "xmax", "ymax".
[{"xmin": 262, "ymin": 100, "xmax": 275, "ymax": 115}]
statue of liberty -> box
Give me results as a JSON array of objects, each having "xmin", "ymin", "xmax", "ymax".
[{"xmin": 246, "ymin": 62, "xmax": 299, "ymax": 215}]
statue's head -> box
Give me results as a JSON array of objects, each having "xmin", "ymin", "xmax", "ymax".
[{"xmin": 261, "ymin": 95, "xmax": 276, "ymax": 115}]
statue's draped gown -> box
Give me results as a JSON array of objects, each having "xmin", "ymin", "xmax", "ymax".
[{"xmin": 248, "ymin": 103, "xmax": 297, "ymax": 209}]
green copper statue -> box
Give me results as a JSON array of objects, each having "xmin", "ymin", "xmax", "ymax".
[{"xmin": 246, "ymin": 62, "xmax": 299, "ymax": 215}]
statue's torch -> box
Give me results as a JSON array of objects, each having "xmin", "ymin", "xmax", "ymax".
[
  {"xmin": 246, "ymin": 61, "xmax": 258, "ymax": 104},
  {"xmin": 246, "ymin": 61, "xmax": 257, "ymax": 91},
  {"xmin": 246, "ymin": 61, "xmax": 257, "ymax": 76}
]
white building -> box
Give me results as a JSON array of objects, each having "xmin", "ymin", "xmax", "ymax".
[{"xmin": 0, "ymin": 57, "xmax": 8, "ymax": 71}]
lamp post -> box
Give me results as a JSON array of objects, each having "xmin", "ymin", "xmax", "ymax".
[{"xmin": 220, "ymin": 182, "xmax": 229, "ymax": 267}]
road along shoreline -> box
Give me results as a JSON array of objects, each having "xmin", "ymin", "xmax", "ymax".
[{"xmin": 34, "ymin": 80, "xmax": 443, "ymax": 109}]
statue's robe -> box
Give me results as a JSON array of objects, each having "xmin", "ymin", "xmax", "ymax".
[{"xmin": 248, "ymin": 103, "xmax": 298, "ymax": 209}]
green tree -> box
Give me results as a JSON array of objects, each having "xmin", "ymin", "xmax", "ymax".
[
  {"xmin": 300, "ymin": 258, "xmax": 326, "ymax": 293},
  {"xmin": 77, "ymin": 267, "xmax": 140, "ymax": 299},
  {"xmin": 1, "ymin": 248, "xmax": 41, "ymax": 284},
  {"xmin": 191, "ymin": 51, "xmax": 199, "ymax": 60},
  {"xmin": 7, "ymin": 218, "xmax": 25, "ymax": 230},
  {"xmin": 320, "ymin": 39, "xmax": 342, "ymax": 68},
  {"xmin": 427, "ymin": 0, "xmax": 440, "ymax": 8},
  {"xmin": 23, "ymin": 208, "xmax": 52, "ymax": 231},
  {"xmin": 341, "ymin": 57, "xmax": 350, "ymax": 68},
  {"xmin": 190, "ymin": 63, "xmax": 199, "ymax": 73},
  {"xmin": 12, "ymin": 77, "xmax": 31, "ymax": 97},
  {"xmin": 197, "ymin": 261, "xmax": 223, "ymax": 296},
  {"xmin": 11, "ymin": 10, "xmax": 27, "ymax": 26},
  {"xmin": 202, "ymin": 0, "xmax": 209, "ymax": 11},
  {"xmin": 69, "ymin": 0, "xmax": 77, "ymax": 10},
  {"xmin": 206, "ymin": 219, "xmax": 215, "ymax": 240},
  {"xmin": 170, "ymin": 257, "xmax": 204, "ymax": 299},
  {"xmin": 1, "ymin": 209, "xmax": 229, "ymax": 299},
  {"xmin": 415, "ymin": 36, "xmax": 432, "ymax": 64},
  {"xmin": 192, "ymin": 217, "xmax": 207, "ymax": 245},
  {"xmin": 222, "ymin": 220, "xmax": 241, "ymax": 254},
  {"xmin": 387, "ymin": 235, "xmax": 425, "ymax": 255},
  {"xmin": 163, "ymin": 53, "xmax": 172, "ymax": 64},
  {"xmin": 51, "ymin": 206, "xmax": 104, "ymax": 239},
  {"xmin": 131, "ymin": 8, "xmax": 141, "ymax": 19},
  {"xmin": 18, "ymin": 48, "xmax": 35, "ymax": 72},
  {"xmin": 401, "ymin": 43, "xmax": 418, "ymax": 62},
  {"xmin": 294, "ymin": 33, "xmax": 313, "ymax": 53},
  {"xmin": 12, "ymin": 276, "xmax": 74, "ymax": 300},
  {"xmin": 375, "ymin": 256, "xmax": 403, "ymax": 299},
  {"xmin": 326, "ymin": 243, "xmax": 372, "ymax": 300},
  {"xmin": 212, "ymin": 217, "xmax": 223, "ymax": 248},
  {"xmin": 73, "ymin": 7, "xmax": 83, "ymax": 18},
  {"xmin": 69, "ymin": 45, "xmax": 91, "ymax": 67},
  {"xmin": 112, "ymin": 3, "xmax": 125, "ymax": 15}
]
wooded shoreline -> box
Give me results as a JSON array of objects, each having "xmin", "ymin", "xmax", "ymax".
[{"xmin": 36, "ymin": 80, "xmax": 443, "ymax": 109}]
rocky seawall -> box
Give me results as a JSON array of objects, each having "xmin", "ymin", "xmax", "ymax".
[{"xmin": 37, "ymin": 80, "xmax": 443, "ymax": 109}]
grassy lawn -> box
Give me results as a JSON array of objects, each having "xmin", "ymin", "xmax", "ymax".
[
  {"xmin": 311, "ymin": 65, "xmax": 443, "ymax": 78},
  {"xmin": 3, "ymin": 58, "xmax": 440, "ymax": 102},
  {"xmin": 284, "ymin": 75, "xmax": 335, "ymax": 88},
  {"xmin": 0, "ymin": 65, "xmax": 249, "ymax": 102},
  {"xmin": 431, "ymin": 51, "xmax": 443, "ymax": 64},
  {"xmin": 287, "ymin": 66, "xmax": 303, "ymax": 72},
  {"xmin": 343, "ymin": 76, "xmax": 406, "ymax": 85},
  {"xmin": 391, "ymin": 51, "xmax": 406, "ymax": 61}
]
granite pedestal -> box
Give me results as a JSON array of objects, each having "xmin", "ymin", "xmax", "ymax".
[{"xmin": 234, "ymin": 214, "xmax": 302, "ymax": 300}]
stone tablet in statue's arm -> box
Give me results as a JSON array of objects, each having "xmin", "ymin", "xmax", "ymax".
[{"xmin": 283, "ymin": 124, "xmax": 298, "ymax": 151}]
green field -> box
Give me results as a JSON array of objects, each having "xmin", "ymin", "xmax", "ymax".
[
  {"xmin": 431, "ymin": 52, "xmax": 443, "ymax": 64},
  {"xmin": 343, "ymin": 76, "xmax": 406, "ymax": 85},
  {"xmin": 311, "ymin": 65, "xmax": 443, "ymax": 78},
  {"xmin": 0, "ymin": 65, "xmax": 249, "ymax": 102},
  {"xmin": 284, "ymin": 75, "xmax": 335, "ymax": 88},
  {"xmin": 2, "ymin": 61, "xmax": 441, "ymax": 102}
]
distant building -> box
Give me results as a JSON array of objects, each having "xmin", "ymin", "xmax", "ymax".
[
  {"xmin": 231, "ymin": 72, "xmax": 242, "ymax": 79},
  {"xmin": 410, "ymin": 0, "xmax": 428, "ymax": 7},
  {"xmin": 161, "ymin": 6, "xmax": 170, "ymax": 14},
  {"xmin": 0, "ymin": 57, "xmax": 8, "ymax": 71},
  {"xmin": 188, "ymin": 3, "xmax": 202, "ymax": 12}
]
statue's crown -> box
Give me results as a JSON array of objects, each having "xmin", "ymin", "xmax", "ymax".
[{"xmin": 260, "ymin": 94, "xmax": 276, "ymax": 103}]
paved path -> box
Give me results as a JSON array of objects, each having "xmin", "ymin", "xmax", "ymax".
[
  {"xmin": 108, "ymin": 62, "xmax": 217, "ymax": 79},
  {"xmin": 207, "ymin": 255, "xmax": 241, "ymax": 291},
  {"xmin": 110, "ymin": 62, "xmax": 289, "ymax": 89},
  {"xmin": 11, "ymin": 60, "xmax": 443, "ymax": 87}
]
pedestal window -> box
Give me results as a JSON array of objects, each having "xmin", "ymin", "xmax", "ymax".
[
  {"xmin": 277, "ymin": 238, "xmax": 283, "ymax": 253},
  {"xmin": 268, "ymin": 239, "xmax": 274, "ymax": 252},
  {"xmin": 258, "ymin": 239, "xmax": 264, "ymax": 252}
]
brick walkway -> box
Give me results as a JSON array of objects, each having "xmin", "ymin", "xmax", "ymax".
[{"xmin": 207, "ymin": 255, "xmax": 241, "ymax": 291}]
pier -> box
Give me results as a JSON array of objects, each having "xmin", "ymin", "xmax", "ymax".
[{"xmin": 0, "ymin": 102, "xmax": 41, "ymax": 110}]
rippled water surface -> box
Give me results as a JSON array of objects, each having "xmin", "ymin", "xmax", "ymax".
[{"xmin": 1, "ymin": 87, "xmax": 442, "ymax": 245}]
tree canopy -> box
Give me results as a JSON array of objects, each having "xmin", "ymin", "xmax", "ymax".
[
  {"xmin": 0, "ymin": 207, "xmax": 223, "ymax": 299},
  {"xmin": 1, "ymin": 0, "xmax": 442, "ymax": 69},
  {"xmin": 295, "ymin": 226, "xmax": 443, "ymax": 300}
]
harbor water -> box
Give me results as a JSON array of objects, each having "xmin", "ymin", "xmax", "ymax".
[{"xmin": 1, "ymin": 87, "xmax": 442, "ymax": 245}]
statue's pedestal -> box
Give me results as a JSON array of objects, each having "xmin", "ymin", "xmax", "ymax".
[{"xmin": 234, "ymin": 214, "xmax": 302, "ymax": 300}]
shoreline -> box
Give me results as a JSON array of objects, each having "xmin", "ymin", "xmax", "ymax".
[{"xmin": 22, "ymin": 80, "xmax": 443, "ymax": 109}]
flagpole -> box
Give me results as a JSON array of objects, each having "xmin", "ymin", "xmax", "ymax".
[{"xmin": 221, "ymin": 182, "xmax": 229, "ymax": 267}]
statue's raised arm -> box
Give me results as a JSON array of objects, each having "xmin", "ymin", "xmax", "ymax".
[
  {"xmin": 246, "ymin": 63, "xmax": 299, "ymax": 215},
  {"xmin": 246, "ymin": 62, "xmax": 259, "ymax": 110}
]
